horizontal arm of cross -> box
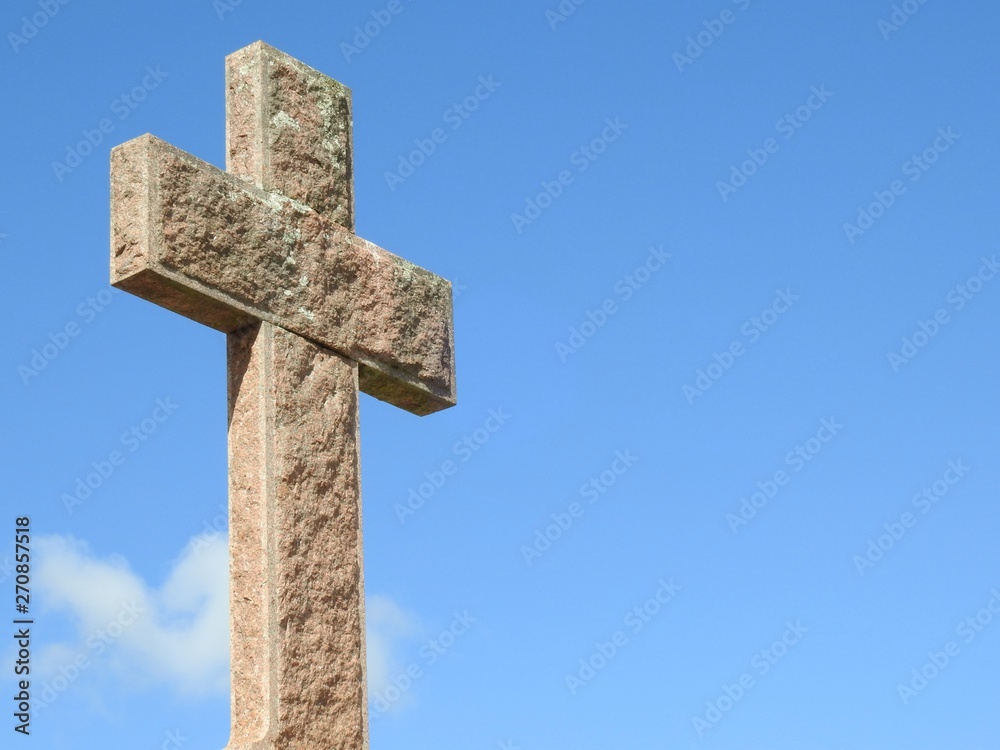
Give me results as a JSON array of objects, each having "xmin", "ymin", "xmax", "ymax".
[{"xmin": 111, "ymin": 134, "xmax": 455, "ymax": 415}]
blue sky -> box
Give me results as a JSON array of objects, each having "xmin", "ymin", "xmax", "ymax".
[{"xmin": 2, "ymin": 0, "xmax": 1000, "ymax": 748}]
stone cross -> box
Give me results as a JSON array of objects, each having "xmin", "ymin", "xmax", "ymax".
[{"xmin": 110, "ymin": 42, "xmax": 455, "ymax": 749}]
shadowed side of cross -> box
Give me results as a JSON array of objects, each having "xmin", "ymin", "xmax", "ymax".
[{"xmin": 110, "ymin": 41, "xmax": 456, "ymax": 749}]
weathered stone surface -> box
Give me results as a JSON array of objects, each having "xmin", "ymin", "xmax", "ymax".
[
  {"xmin": 226, "ymin": 42, "xmax": 355, "ymax": 231},
  {"xmin": 110, "ymin": 40, "xmax": 456, "ymax": 750},
  {"xmin": 111, "ymin": 135, "xmax": 454, "ymax": 416},
  {"xmin": 228, "ymin": 323, "xmax": 368, "ymax": 749}
]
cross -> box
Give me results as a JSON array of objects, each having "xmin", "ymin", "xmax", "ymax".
[{"xmin": 110, "ymin": 42, "xmax": 456, "ymax": 748}]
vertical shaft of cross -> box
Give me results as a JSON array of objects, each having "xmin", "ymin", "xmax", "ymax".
[
  {"xmin": 228, "ymin": 326, "xmax": 367, "ymax": 749},
  {"xmin": 224, "ymin": 43, "xmax": 368, "ymax": 749}
]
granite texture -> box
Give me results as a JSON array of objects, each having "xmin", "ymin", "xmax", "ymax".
[
  {"xmin": 110, "ymin": 41, "xmax": 456, "ymax": 749},
  {"xmin": 228, "ymin": 323, "xmax": 368, "ymax": 749},
  {"xmin": 111, "ymin": 134, "xmax": 454, "ymax": 416}
]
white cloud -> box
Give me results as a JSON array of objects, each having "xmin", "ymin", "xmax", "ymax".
[
  {"xmin": 365, "ymin": 594, "xmax": 422, "ymax": 714},
  {"xmin": 33, "ymin": 534, "xmax": 421, "ymax": 711},
  {"xmin": 34, "ymin": 534, "xmax": 229, "ymax": 695}
]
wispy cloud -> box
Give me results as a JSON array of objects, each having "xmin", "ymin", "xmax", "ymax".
[
  {"xmin": 31, "ymin": 534, "xmax": 421, "ymax": 711},
  {"xmin": 365, "ymin": 594, "xmax": 422, "ymax": 713},
  {"xmin": 33, "ymin": 534, "xmax": 229, "ymax": 694}
]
